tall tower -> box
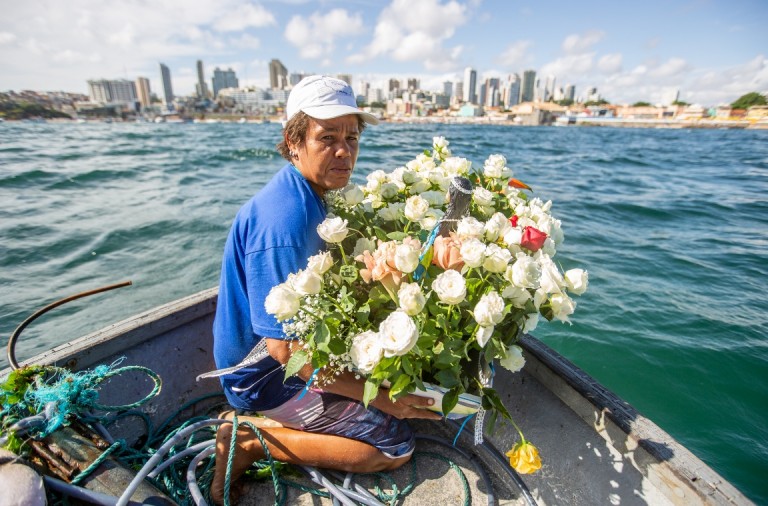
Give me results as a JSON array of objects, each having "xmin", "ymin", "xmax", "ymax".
[
  {"xmin": 505, "ymin": 74, "xmax": 520, "ymax": 107},
  {"xmin": 135, "ymin": 77, "xmax": 151, "ymax": 109},
  {"xmin": 463, "ymin": 67, "xmax": 477, "ymax": 104},
  {"xmin": 196, "ymin": 60, "xmax": 209, "ymax": 99},
  {"xmin": 212, "ymin": 68, "xmax": 239, "ymax": 98},
  {"xmin": 520, "ymin": 70, "xmax": 536, "ymax": 103},
  {"xmin": 269, "ymin": 59, "xmax": 288, "ymax": 90},
  {"xmin": 159, "ymin": 63, "xmax": 174, "ymax": 106}
]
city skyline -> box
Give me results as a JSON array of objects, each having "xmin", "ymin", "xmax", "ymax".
[{"xmin": 1, "ymin": 0, "xmax": 766, "ymax": 107}]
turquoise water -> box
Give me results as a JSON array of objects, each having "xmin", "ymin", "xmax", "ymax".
[{"xmin": 1, "ymin": 121, "xmax": 766, "ymax": 502}]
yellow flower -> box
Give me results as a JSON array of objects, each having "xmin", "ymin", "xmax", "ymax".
[{"xmin": 506, "ymin": 440, "xmax": 542, "ymax": 474}]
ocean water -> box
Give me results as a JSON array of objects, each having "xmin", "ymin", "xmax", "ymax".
[{"xmin": 1, "ymin": 121, "xmax": 766, "ymax": 503}]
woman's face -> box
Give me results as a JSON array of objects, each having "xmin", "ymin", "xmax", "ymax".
[{"xmin": 290, "ymin": 115, "xmax": 360, "ymax": 196}]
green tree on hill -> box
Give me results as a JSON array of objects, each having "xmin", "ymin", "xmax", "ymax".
[
  {"xmin": 731, "ymin": 92, "xmax": 767, "ymax": 109},
  {"xmin": 631, "ymin": 101, "xmax": 652, "ymax": 107},
  {"xmin": 0, "ymin": 101, "xmax": 71, "ymax": 120}
]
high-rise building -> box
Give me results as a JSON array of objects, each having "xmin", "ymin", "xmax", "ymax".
[
  {"xmin": 212, "ymin": 68, "xmax": 239, "ymax": 98},
  {"xmin": 336, "ymin": 74, "xmax": 352, "ymax": 85},
  {"xmin": 463, "ymin": 67, "xmax": 477, "ymax": 104},
  {"xmin": 289, "ymin": 72, "xmax": 311, "ymax": 86},
  {"xmin": 505, "ymin": 74, "xmax": 520, "ymax": 107},
  {"xmin": 443, "ymin": 81, "xmax": 453, "ymax": 99},
  {"xmin": 564, "ymin": 84, "xmax": 575, "ymax": 102},
  {"xmin": 454, "ymin": 82, "xmax": 463, "ymax": 103},
  {"xmin": 407, "ymin": 78, "xmax": 419, "ymax": 91},
  {"xmin": 485, "ymin": 78, "xmax": 500, "ymax": 107},
  {"xmin": 87, "ymin": 79, "xmax": 137, "ymax": 104},
  {"xmin": 196, "ymin": 60, "xmax": 209, "ymax": 99},
  {"xmin": 389, "ymin": 79, "xmax": 401, "ymax": 92},
  {"xmin": 269, "ymin": 59, "xmax": 288, "ymax": 89},
  {"xmin": 520, "ymin": 70, "xmax": 536, "ymax": 103},
  {"xmin": 135, "ymin": 77, "xmax": 151, "ymax": 109},
  {"xmin": 544, "ymin": 75, "xmax": 556, "ymax": 102},
  {"xmin": 159, "ymin": 63, "xmax": 174, "ymax": 105}
]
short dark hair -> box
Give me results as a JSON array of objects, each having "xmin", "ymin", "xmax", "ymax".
[{"xmin": 276, "ymin": 112, "xmax": 368, "ymax": 161}]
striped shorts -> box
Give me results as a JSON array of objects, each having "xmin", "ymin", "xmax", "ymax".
[{"xmin": 257, "ymin": 388, "xmax": 415, "ymax": 459}]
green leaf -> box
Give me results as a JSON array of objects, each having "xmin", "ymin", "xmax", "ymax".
[
  {"xmin": 363, "ymin": 378, "xmax": 380, "ymax": 407},
  {"xmin": 389, "ymin": 373, "xmax": 414, "ymax": 398},
  {"xmin": 402, "ymin": 356, "xmax": 414, "ymax": 376},
  {"xmin": 328, "ymin": 337, "xmax": 346, "ymax": 355},
  {"xmin": 356, "ymin": 304, "xmax": 370, "ymax": 324},
  {"xmin": 386, "ymin": 231, "xmax": 408, "ymax": 241},
  {"xmin": 284, "ymin": 350, "xmax": 308, "ymax": 380},
  {"xmin": 339, "ymin": 264, "xmax": 358, "ymax": 283},
  {"xmin": 435, "ymin": 368, "xmax": 460, "ymax": 388},
  {"xmin": 482, "ymin": 387, "xmax": 511, "ymax": 419},
  {"xmin": 441, "ymin": 387, "xmax": 460, "ymax": 416},
  {"xmin": 314, "ymin": 322, "xmax": 331, "ymax": 353}
]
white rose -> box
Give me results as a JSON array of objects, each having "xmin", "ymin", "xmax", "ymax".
[
  {"xmin": 349, "ymin": 330, "xmax": 383, "ymax": 374},
  {"xmin": 503, "ymin": 227, "xmax": 522, "ymax": 247},
  {"xmin": 317, "ymin": 216, "xmax": 349, "ymax": 243},
  {"xmin": 457, "ymin": 217, "xmax": 485, "ymax": 239},
  {"xmin": 353, "ymin": 237, "xmax": 377, "ymax": 257},
  {"xmin": 541, "ymin": 237, "xmax": 557, "ymax": 257},
  {"xmin": 410, "ymin": 178, "xmax": 432, "ymax": 193},
  {"xmin": 460, "ymin": 238, "xmax": 486, "ymax": 268},
  {"xmin": 366, "ymin": 170, "xmax": 387, "ymax": 191},
  {"xmin": 379, "ymin": 182, "xmax": 400, "ymax": 200},
  {"xmin": 379, "ymin": 311, "xmax": 419, "ymax": 357},
  {"xmin": 476, "ymin": 325, "xmax": 494, "ymax": 347},
  {"xmin": 291, "ymin": 269, "xmax": 322, "ymax": 295},
  {"xmin": 420, "ymin": 190, "xmax": 448, "ymax": 207},
  {"xmin": 482, "ymin": 244, "xmax": 512, "ymax": 273},
  {"xmin": 550, "ymin": 293, "xmax": 576, "ymax": 322},
  {"xmin": 306, "ymin": 251, "xmax": 333, "ymax": 276},
  {"xmin": 432, "ymin": 270, "xmax": 467, "ymax": 305},
  {"xmin": 473, "ymin": 291, "xmax": 505, "ymax": 327},
  {"xmin": 483, "ymin": 154, "xmax": 511, "ymax": 179},
  {"xmin": 510, "ymin": 252, "xmax": 541, "ymax": 288},
  {"xmin": 340, "ymin": 184, "xmax": 364, "ymax": 206},
  {"xmin": 394, "ymin": 242, "xmax": 420, "ymax": 273},
  {"xmin": 523, "ymin": 312, "xmax": 539, "ymax": 333},
  {"xmin": 499, "ymin": 345, "xmax": 525, "ymax": 372},
  {"xmin": 419, "ymin": 208, "xmax": 443, "ymax": 230},
  {"xmin": 404, "ymin": 195, "xmax": 430, "ymax": 221},
  {"xmin": 398, "ymin": 282, "xmax": 426, "ymax": 315},
  {"xmin": 264, "ymin": 284, "xmax": 300, "ymax": 321},
  {"xmin": 441, "ymin": 157, "xmax": 471, "ymax": 176},
  {"xmin": 473, "ymin": 187, "xmax": 495, "ymax": 208},
  {"xmin": 533, "ymin": 288, "xmax": 548, "ymax": 309},
  {"xmin": 433, "ymin": 136, "xmax": 449, "ymax": 150},
  {"xmin": 377, "ymin": 203, "xmax": 402, "ymax": 222},
  {"xmin": 537, "ymin": 253, "xmax": 565, "ymax": 294},
  {"xmin": 564, "ymin": 269, "xmax": 589, "ymax": 295},
  {"xmin": 501, "ymin": 284, "xmax": 532, "ymax": 307},
  {"xmin": 485, "ymin": 213, "xmax": 512, "ymax": 242}
]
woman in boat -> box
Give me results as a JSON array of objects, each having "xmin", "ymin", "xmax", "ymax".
[{"xmin": 211, "ymin": 75, "xmax": 440, "ymax": 504}]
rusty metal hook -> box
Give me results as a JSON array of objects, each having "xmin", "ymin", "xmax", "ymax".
[{"xmin": 6, "ymin": 281, "xmax": 132, "ymax": 370}]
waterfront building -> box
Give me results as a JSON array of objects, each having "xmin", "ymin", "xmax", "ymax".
[
  {"xmin": 336, "ymin": 74, "xmax": 353, "ymax": 86},
  {"xmin": 159, "ymin": 63, "xmax": 174, "ymax": 106},
  {"xmin": 544, "ymin": 75, "xmax": 556, "ymax": 102},
  {"xmin": 443, "ymin": 81, "xmax": 453, "ymax": 100},
  {"xmin": 407, "ymin": 78, "xmax": 419, "ymax": 91},
  {"xmin": 454, "ymin": 82, "xmax": 464, "ymax": 105},
  {"xmin": 565, "ymin": 84, "xmax": 575, "ymax": 102},
  {"xmin": 459, "ymin": 103, "xmax": 483, "ymax": 117},
  {"xmin": 661, "ymin": 88, "xmax": 680, "ymax": 106},
  {"xmin": 463, "ymin": 67, "xmax": 477, "ymax": 104},
  {"xmin": 484, "ymin": 78, "xmax": 500, "ymax": 108},
  {"xmin": 269, "ymin": 59, "xmax": 288, "ymax": 89},
  {"xmin": 520, "ymin": 70, "xmax": 536, "ymax": 103},
  {"xmin": 504, "ymin": 74, "xmax": 520, "ymax": 108},
  {"xmin": 196, "ymin": 60, "xmax": 210, "ymax": 99},
  {"xmin": 87, "ymin": 79, "xmax": 137, "ymax": 105},
  {"xmin": 586, "ymin": 87, "xmax": 600, "ymax": 102},
  {"xmin": 367, "ymin": 88, "xmax": 384, "ymax": 105},
  {"xmin": 289, "ymin": 73, "xmax": 311, "ymax": 86},
  {"xmin": 135, "ymin": 77, "xmax": 151, "ymax": 109},
  {"xmin": 212, "ymin": 68, "xmax": 239, "ymax": 98}
]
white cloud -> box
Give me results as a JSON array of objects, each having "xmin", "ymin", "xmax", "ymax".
[
  {"xmin": 0, "ymin": 32, "xmax": 17, "ymax": 45},
  {"xmin": 649, "ymin": 57, "xmax": 688, "ymax": 78},
  {"xmin": 212, "ymin": 3, "xmax": 276, "ymax": 32},
  {"xmin": 497, "ymin": 40, "xmax": 533, "ymax": 67},
  {"xmin": 285, "ymin": 9, "xmax": 364, "ymax": 60},
  {"xmin": 598, "ymin": 53, "xmax": 623, "ymax": 73},
  {"xmin": 348, "ymin": 0, "xmax": 468, "ymax": 71},
  {"xmin": 562, "ymin": 31, "xmax": 604, "ymax": 54}
]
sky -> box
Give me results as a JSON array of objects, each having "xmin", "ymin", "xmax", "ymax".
[{"xmin": 1, "ymin": 0, "xmax": 766, "ymax": 106}]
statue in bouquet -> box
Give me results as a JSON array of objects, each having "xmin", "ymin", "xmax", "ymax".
[{"xmin": 210, "ymin": 76, "xmax": 441, "ymax": 505}]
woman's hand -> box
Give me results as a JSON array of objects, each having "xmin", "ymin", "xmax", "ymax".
[{"xmin": 371, "ymin": 392, "xmax": 443, "ymax": 420}]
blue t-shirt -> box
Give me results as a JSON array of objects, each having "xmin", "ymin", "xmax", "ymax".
[{"xmin": 213, "ymin": 164, "xmax": 327, "ymax": 411}]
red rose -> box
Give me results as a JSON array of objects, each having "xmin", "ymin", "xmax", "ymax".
[
  {"xmin": 520, "ymin": 226, "xmax": 547, "ymax": 252},
  {"xmin": 509, "ymin": 215, "xmax": 519, "ymax": 227}
]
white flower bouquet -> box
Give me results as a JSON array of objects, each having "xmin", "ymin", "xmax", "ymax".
[{"xmin": 265, "ymin": 137, "xmax": 588, "ymax": 460}]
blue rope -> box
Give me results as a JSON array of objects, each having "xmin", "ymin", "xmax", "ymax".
[
  {"xmin": 452, "ymin": 413, "xmax": 476, "ymax": 446},
  {"xmin": 413, "ymin": 221, "xmax": 442, "ymax": 281}
]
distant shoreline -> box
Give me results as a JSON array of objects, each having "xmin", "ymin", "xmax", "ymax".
[{"xmin": 6, "ymin": 116, "xmax": 767, "ymax": 130}]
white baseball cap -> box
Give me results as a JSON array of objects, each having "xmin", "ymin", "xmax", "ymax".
[{"xmin": 286, "ymin": 75, "xmax": 379, "ymax": 125}]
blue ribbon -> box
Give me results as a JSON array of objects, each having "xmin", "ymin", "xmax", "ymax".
[
  {"xmin": 452, "ymin": 412, "xmax": 476, "ymax": 446},
  {"xmin": 298, "ymin": 368, "xmax": 320, "ymax": 400},
  {"xmin": 413, "ymin": 221, "xmax": 443, "ymax": 281}
]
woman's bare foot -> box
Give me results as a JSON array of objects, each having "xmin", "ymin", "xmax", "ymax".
[{"xmin": 210, "ymin": 422, "xmax": 266, "ymax": 505}]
